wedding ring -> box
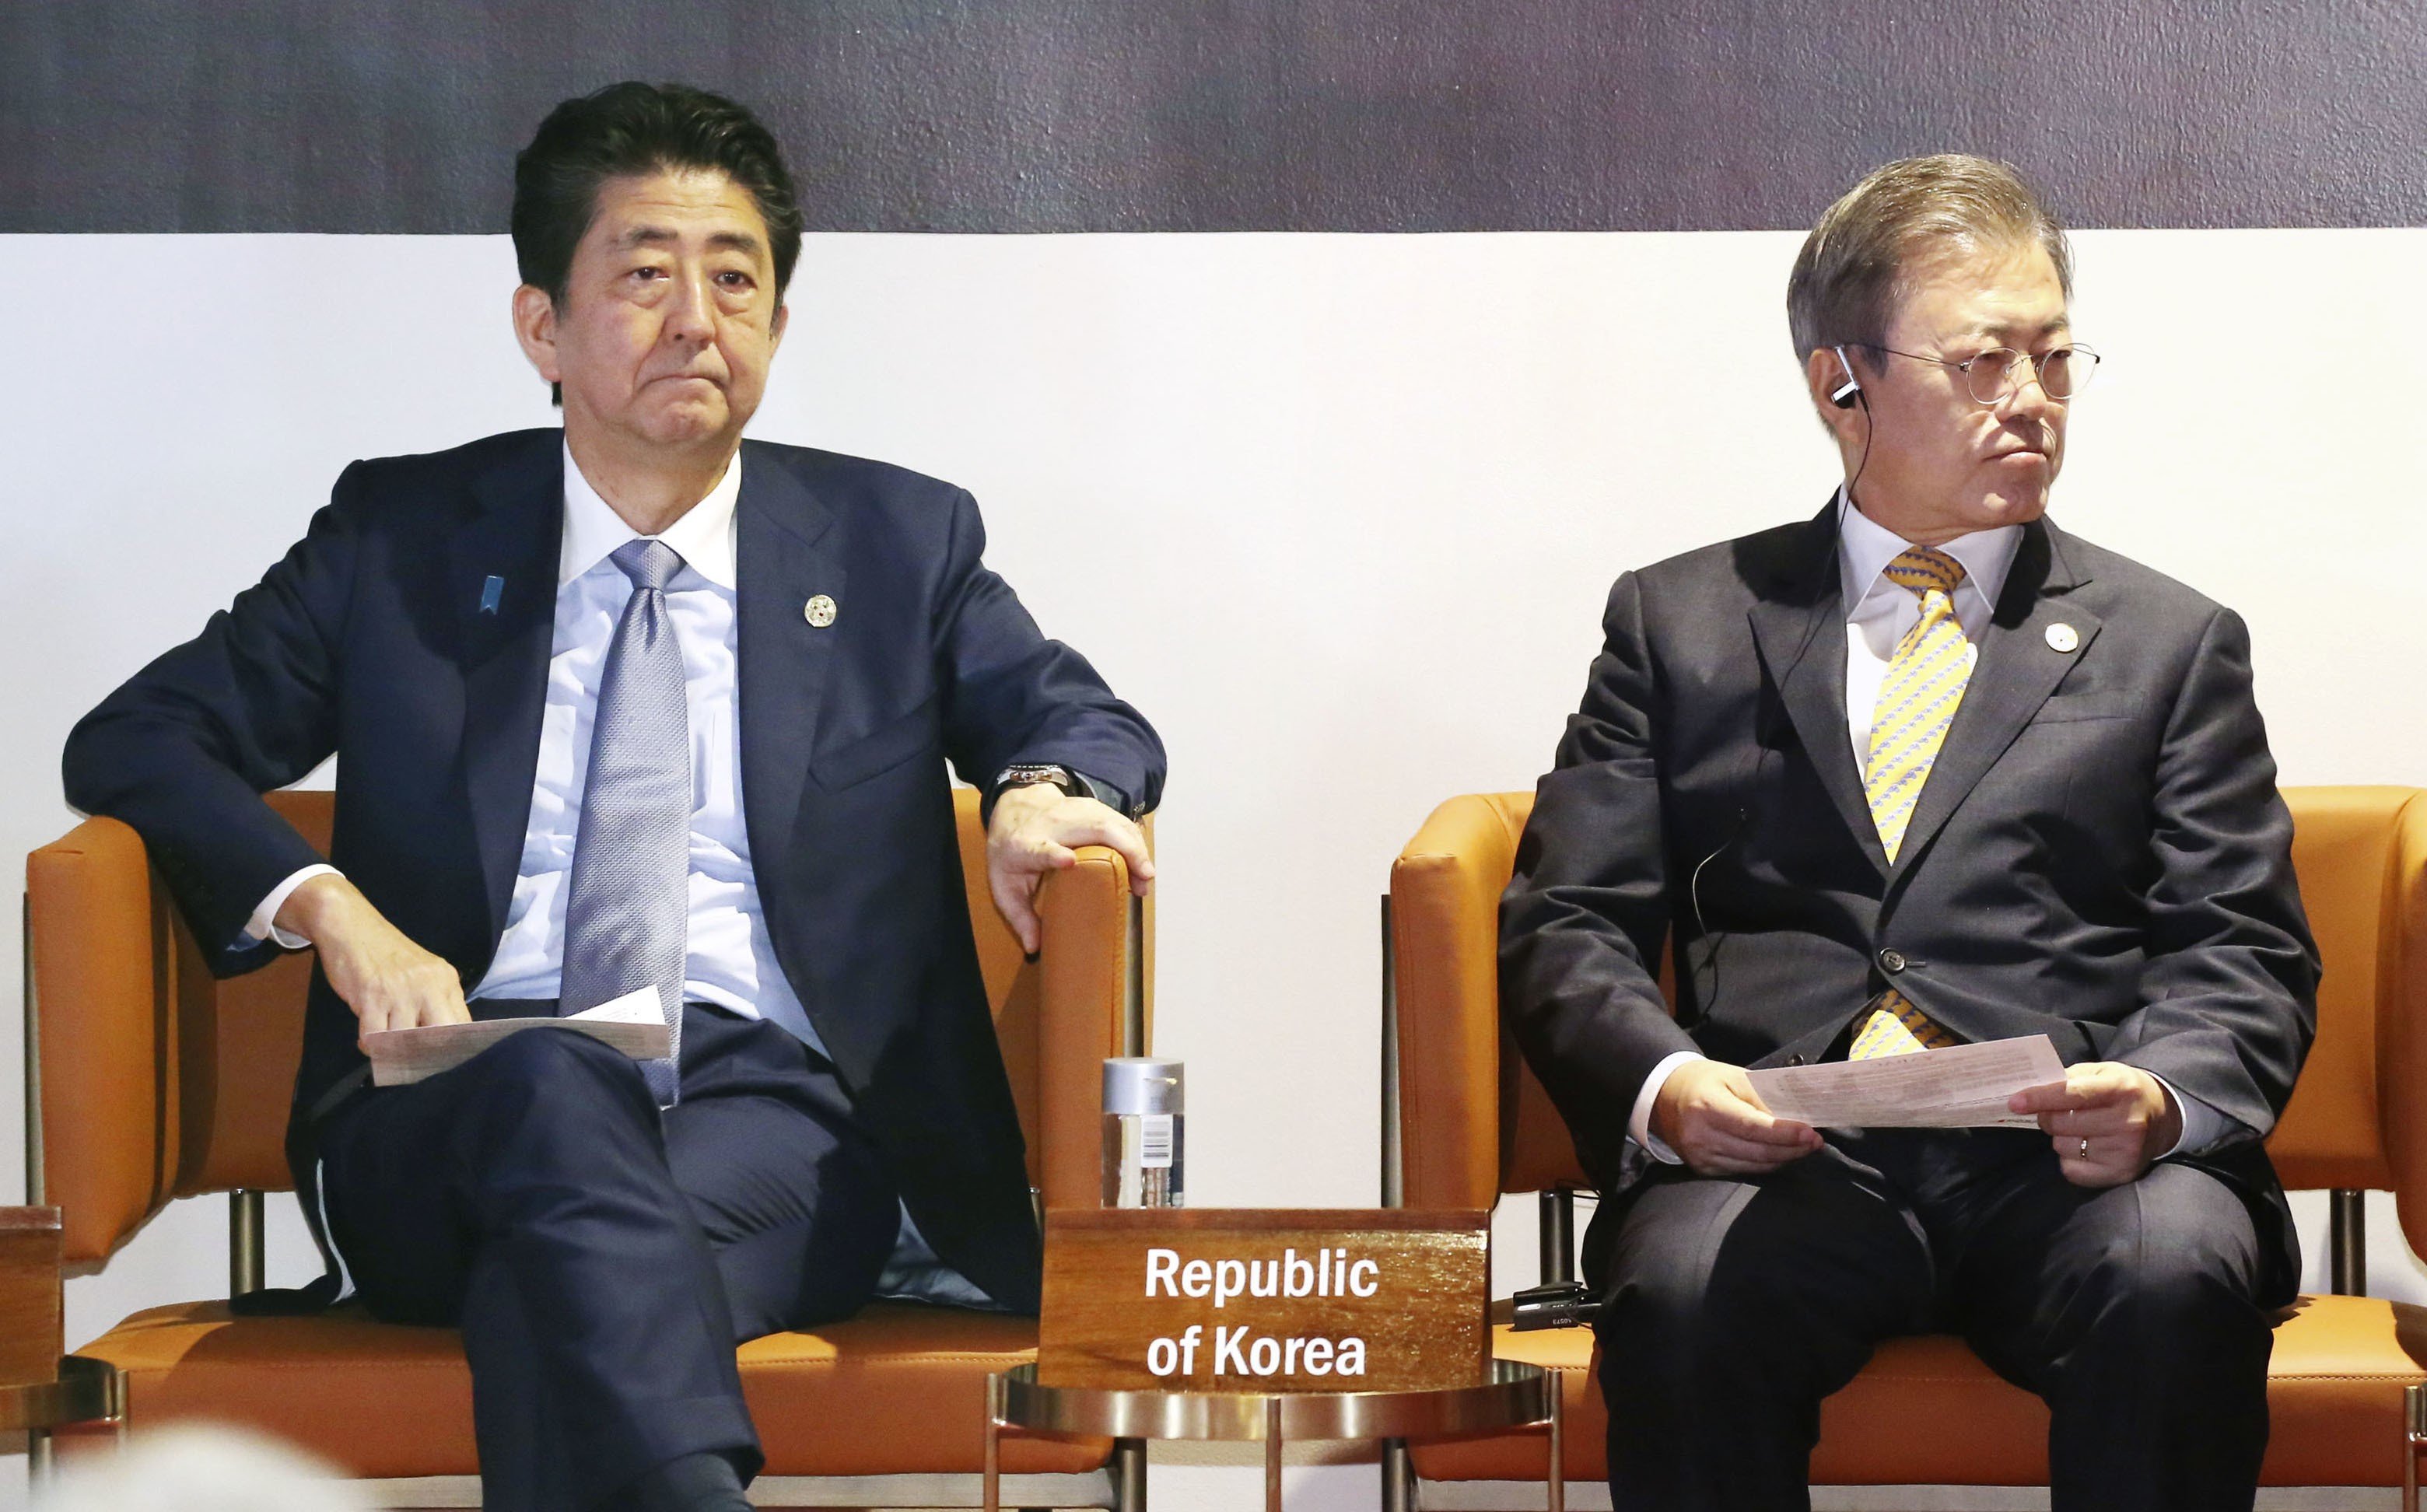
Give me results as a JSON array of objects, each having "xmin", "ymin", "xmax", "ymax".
[{"xmin": 2077, "ymin": 1137, "xmax": 2090, "ymax": 1159}]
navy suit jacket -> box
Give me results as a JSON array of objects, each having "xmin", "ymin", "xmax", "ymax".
[
  {"xmin": 64, "ymin": 428, "xmax": 1166, "ymax": 1311},
  {"xmin": 1500, "ymin": 502, "xmax": 2318, "ymax": 1297}
]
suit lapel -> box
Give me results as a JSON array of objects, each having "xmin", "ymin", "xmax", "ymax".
[
  {"xmin": 450, "ymin": 436, "xmax": 563, "ymax": 945},
  {"xmin": 1747, "ymin": 503, "xmax": 1887, "ymax": 876},
  {"xmin": 735, "ymin": 443, "xmax": 843, "ymax": 929},
  {"xmin": 1888, "ymin": 519, "xmax": 2101, "ymax": 883}
]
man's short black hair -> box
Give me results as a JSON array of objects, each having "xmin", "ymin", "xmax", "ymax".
[{"xmin": 512, "ymin": 81, "xmax": 804, "ymax": 312}]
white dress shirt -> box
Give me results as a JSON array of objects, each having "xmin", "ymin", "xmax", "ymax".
[
  {"xmin": 1625, "ymin": 491, "xmax": 2224, "ymax": 1162},
  {"xmin": 251, "ymin": 444, "xmax": 989, "ymax": 1304}
]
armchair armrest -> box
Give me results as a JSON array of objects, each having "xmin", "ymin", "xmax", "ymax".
[
  {"xmin": 1391, "ymin": 795, "xmax": 1530, "ymax": 1213},
  {"xmin": 2388, "ymin": 792, "xmax": 2427, "ymax": 1261},
  {"xmin": 1033, "ymin": 845, "xmax": 1145, "ymax": 1213},
  {"xmin": 26, "ymin": 818, "xmax": 173, "ymax": 1267}
]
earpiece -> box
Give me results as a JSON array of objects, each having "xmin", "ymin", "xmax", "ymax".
[{"xmin": 1829, "ymin": 345, "xmax": 1863, "ymax": 409}]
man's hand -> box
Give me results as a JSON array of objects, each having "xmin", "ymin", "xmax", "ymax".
[
  {"xmin": 275, "ymin": 873, "xmax": 471, "ymax": 1045},
  {"xmin": 2008, "ymin": 1062, "xmax": 2182, "ymax": 1188},
  {"xmin": 1651, "ymin": 1059, "xmax": 1823, "ymax": 1177},
  {"xmin": 986, "ymin": 782, "xmax": 1154, "ymax": 954}
]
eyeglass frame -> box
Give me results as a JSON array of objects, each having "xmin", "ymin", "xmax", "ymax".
[{"xmin": 1852, "ymin": 341, "xmax": 2102, "ymax": 407}]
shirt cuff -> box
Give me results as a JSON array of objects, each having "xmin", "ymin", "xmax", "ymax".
[
  {"xmin": 247, "ymin": 865, "xmax": 341, "ymax": 950},
  {"xmin": 2148, "ymin": 1073, "xmax": 2233, "ymax": 1159},
  {"xmin": 1627, "ymin": 1050, "xmax": 1707, "ymax": 1166}
]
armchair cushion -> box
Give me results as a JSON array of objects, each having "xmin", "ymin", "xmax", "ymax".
[
  {"xmin": 1413, "ymin": 1297, "xmax": 2427, "ymax": 1486},
  {"xmin": 77, "ymin": 1300, "xmax": 1109, "ymax": 1477}
]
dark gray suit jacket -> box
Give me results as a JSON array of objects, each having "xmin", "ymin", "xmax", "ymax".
[{"xmin": 1499, "ymin": 499, "xmax": 2317, "ymax": 1293}]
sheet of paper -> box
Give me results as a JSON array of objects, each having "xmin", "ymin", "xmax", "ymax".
[
  {"xmin": 569, "ymin": 985, "xmax": 669, "ymax": 1024},
  {"xmin": 363, "ymin": 989, "xmax": 672, "ymax": 1087},
  {"xmin": 1744, "ymin": 1034, "xmax": 2067, "ymax": 1130}
]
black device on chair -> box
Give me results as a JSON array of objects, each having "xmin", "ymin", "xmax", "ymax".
[{"xmin": 1510, "ymin": 1280, "xmax": 1601, "ymax": 1331}]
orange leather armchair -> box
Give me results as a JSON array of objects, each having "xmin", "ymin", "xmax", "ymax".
[
  {"xmin": 1384, "ymin": 786, "xmax": 2427, "ymax": 1501},
  {"xmin": 26, "ymin": 787, "xmax": 1151, "ymax": 1509}
]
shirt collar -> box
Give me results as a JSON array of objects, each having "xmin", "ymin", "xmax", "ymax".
[
  {"xmin": 1834, "ymin": 486, "xmax": 2023, "ymax": 616},
  {"xmin": 558, "ymin": 440, "xmax": 741, "ymax": 591}
]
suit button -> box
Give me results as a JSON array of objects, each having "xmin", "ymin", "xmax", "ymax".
[
  {"xmin": 1878, "ymin": 948, "xmax": 1907, "ymax": 973},
  {"xmin": 1787, "ymin": 1054, "xmax": 1805, "ymax": 1067}
]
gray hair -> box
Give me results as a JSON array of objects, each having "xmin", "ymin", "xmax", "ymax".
[{"xmin": 1786, "ymin": 154, "xmax": 2073, "ymax": 359}]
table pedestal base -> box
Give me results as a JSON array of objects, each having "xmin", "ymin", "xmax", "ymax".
[{"xmin": 984, "ymin": 1361, "xmax": 1556, "ymax": 1512}]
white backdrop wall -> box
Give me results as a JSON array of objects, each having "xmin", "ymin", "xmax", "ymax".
[{"xmin": 2, "ymin": 227, "xmax": 2424, "ymax": 1505}]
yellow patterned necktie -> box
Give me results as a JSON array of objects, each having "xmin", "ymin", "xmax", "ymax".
[{"xmin": 1849, "ymin": 547, "xmax": 1970, "ymax": 1061}]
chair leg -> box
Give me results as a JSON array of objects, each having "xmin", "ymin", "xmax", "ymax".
[
  {"xmin": 1112, "ymin": 1436, "xmax": 1147, "ymax": 1512},
  {"xmin": 26, "ymin": 1426, "xmax": 50, "ymax": 1489},
  {"xmin": 1546, "ymin": 1377, "xmax": 1564, "ymax": 1512},
  {"xmin": 230, "ymin": 1188, "xmax": 267, "ymax": 1297},
  {"xmin": 2330, "ymin": 1188, "xmax": 2366, "ymax": 1296},
  {"xmin": 982, "ymin": 1388, "xmax": 1000, "ymax": 1512},
  {"xmin": 1538, "ymin": 1190, "xmax": 1576, "ymax": 1286},
  {"xmin": 2408, "ymin": 1383, "xmax": 2425, "ymax": 1512}
]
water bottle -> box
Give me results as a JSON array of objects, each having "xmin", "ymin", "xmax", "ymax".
[{"xmin": 1101, "ymin": 1057, "xmax": 1184, "ymax": 1208}]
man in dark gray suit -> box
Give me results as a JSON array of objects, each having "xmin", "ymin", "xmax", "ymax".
[{"xmin": 1500, "ymin": 156, "xmax": 2315, "ymax": 1510}]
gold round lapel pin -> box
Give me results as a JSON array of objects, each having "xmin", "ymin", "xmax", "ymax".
[
  {"xmin": 2045, "ymin": 622, "xmax": 2079, "ymax": 653},
  {"xmin": 804, "ymin": 594, "xmax": 838, "ymax": 628}
]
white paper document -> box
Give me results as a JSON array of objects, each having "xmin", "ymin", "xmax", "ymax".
[
  {"xmin": 1744, "ymin": 1034, "xmax": 2068, "ymax": 1130},
  {"xmin": 362, "ymin": 986, "xmax": 672, "ymax": 1087}
]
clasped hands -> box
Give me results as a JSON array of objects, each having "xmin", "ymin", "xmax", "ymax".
[
  {"xmin": 1650, "ymin": 1057, "xmax": 2182, "ymax": 1188},
  {"xmin": 279, "ymin": 782, "xmax": 1155, "ymax": 1048}
]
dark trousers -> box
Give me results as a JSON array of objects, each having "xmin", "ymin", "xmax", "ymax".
[
  {"xmin": 1591, "ymin": 1128, "xmax": 2273, "ymax": 1512},
  {"xmin": 318, "ymin": 1003, "xmax": 903, "ymax": 1512}
]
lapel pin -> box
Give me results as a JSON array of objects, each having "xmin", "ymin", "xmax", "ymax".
[
  {"xmin": 804, "ymin": 594, "xmax": 838, "ymax": 628},
  {"xmin": 2045, "ymin": 622, "xmax": 2079, "ymax": 653},
  {"xmin": 479, "ymin": 575, "xmax": 504, "ymax": 615}
]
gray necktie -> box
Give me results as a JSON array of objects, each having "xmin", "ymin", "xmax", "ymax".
[{"xmin": 560, "ymin": 539, "xmax": 690, "ymax": 1105}]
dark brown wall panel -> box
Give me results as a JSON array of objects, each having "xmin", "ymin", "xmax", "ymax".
[{"xmin": 5, "ymin": 0, "xmax": 2423, "ymax": 234}]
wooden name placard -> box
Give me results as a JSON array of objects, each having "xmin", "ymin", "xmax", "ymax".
[{"xmin": 1038, "ymin": 1208, "xmax": 1490, "ymax": 1392}]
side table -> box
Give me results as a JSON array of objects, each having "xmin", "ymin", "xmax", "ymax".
[
  {"xmin": 984, "ymin": 1360, "xmax": 1557, "ymax": 1512},
  {"xmin": 0, "ymin": 1208, "xmax": 121, "ymax": 1482}
]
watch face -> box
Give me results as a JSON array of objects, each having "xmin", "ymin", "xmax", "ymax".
[{"xmin": 1002, "ymin": 765, "xmax": 1076, "ymax": 793}]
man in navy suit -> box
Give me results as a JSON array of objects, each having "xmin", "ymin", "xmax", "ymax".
[{"xmin": 64, "ymin": 83, "xmax": 1164, "ymax": 1512}]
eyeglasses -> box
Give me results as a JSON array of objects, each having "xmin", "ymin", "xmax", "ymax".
[{"xmin": 1861, "ymin": 343, "xmax": 2102, "ymax": 406}]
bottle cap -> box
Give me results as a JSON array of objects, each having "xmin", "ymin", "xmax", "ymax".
[{"xmin": 1103, "ymin": 1057, "xmax": 1184, "ymax": 1116}]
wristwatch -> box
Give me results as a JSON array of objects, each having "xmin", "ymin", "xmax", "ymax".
[
  {"xmin": 995, "ymin": 763, "xmax": 1083, "ymax": 799},
  {"xmin": 991, "ymin": 764, "xmax": 1133, "ymax": 818}
]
